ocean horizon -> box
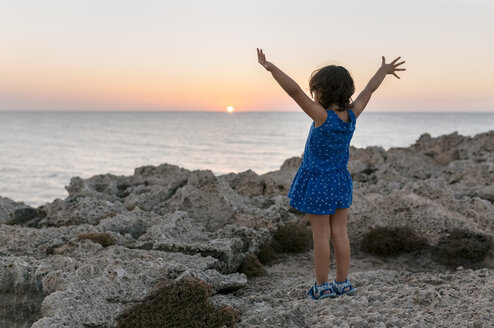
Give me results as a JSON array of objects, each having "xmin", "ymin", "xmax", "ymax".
[{"xmin": 1, "ymin": 110, "xmax": 493, "ymax": 207}]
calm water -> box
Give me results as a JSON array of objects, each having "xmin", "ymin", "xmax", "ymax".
[{"xmin": 1, "ymin": 111, "xmax": 493, "ymax": 207}]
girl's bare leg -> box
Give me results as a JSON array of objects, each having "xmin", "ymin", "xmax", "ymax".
[
  {"xmin": 307, "ymin": 213, "xmax": 331, "ymax": 285},
  {"xmin": 330, "ymin": 208, "xmax": 350, "ymax": 282}
]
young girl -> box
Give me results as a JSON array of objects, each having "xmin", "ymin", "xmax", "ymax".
[{"xmin": 257, "ymin": 48, "xmax": 405, "ymax": 300}]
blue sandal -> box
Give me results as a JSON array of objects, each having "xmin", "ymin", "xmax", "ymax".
[
  {"xmin": 307, "ymin": 282, "xmax": 337, "ymax": 300},
  {"xmin": 331, "ymin": 278, "xmax": 356, "ymax": 296}
]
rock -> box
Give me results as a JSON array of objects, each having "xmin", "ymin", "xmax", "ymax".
[
  {"xmin": 226, "ymin": 169, "xmax": 265, "ymax": 197},
  {"xmin": 162, "ymin": 170, "xmax": 235, "ymax": 231},
  {"xmin": 97, "ymin": 206, "xmax": 156, "ymax": 239},
  {"xmin": 77, "ymin": 232, "xmax": 117, "ymax": 247},
  {"xmin": 175, "ymin": 269, "xmax": 247, "ymax": 293},
  {"xmin": 0, "ymin": 256, "xmax": 46, "ymax": 328},
  {"xmin": 214, "ymin": 224, "xmax": 272, "ymax": 256},
  {"xmin": 36, "ymin": 196, "xmax": 125, "ymax": 227},
  {"xmin": 26, "ymin": 247, "xmax": 224, "ymax": 327},
  {"xmin": 133, "ymin": 211, "xmax": 245, "ymax": 274},
  {"xmin": 412, "ymin": 131, "xmax": 465, "ymax": 165},
  {"xmin": 65, "ymin": 174, "xmax": 141, "ymax": 198},
  {"xmin": 5, "ymin": 206, "xmax": 43, "ymax": 226},
  {"xmin": 1, "ymin": 130, "xmax": 493, "ymax": 327},
  {"xmin": 348, "ymin": 146, "xmax": 386, "ymax": 182},
  {"xmin": 127, "ymin": 168, "xmax": 235, "ymax": 231},
  {"xmin": 0, "ymin": 196, "xmax": 32, "ymax": 225}
]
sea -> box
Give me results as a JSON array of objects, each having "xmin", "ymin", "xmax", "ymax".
[{"xmin": 1, "ymin": 111, "xmax": 493, "ymax": 207}]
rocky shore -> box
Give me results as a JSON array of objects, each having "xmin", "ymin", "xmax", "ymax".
[{"xmin": 1, "ymin": 130, "xmax": 493, "ymax": 327}]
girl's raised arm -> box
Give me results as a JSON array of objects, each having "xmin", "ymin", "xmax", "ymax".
[
  {"xmin": 352, "ymin": 56, "xmax": 406, "ymax": 118},
  {"xmin": 257, "ymin": 48, "xmax": 327, "ymax": 126}
]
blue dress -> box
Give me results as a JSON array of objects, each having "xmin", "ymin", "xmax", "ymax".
[{"xmin": 287, "ymin": 108, "xmax": 356, "ymax": 215}]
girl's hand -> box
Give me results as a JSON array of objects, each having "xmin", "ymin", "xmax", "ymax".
[
  {"xmin": 381, "ymin": 56, "xmax": 406, "ymax": 79},
  {"xmin": 257, "ymin": 48, "xmax": 273, "ymax": 71}
]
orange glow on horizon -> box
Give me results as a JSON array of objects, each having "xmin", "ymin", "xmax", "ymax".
[{"xmin": 1, "ymin": 56, "xmax": 493, "ymax": 112}]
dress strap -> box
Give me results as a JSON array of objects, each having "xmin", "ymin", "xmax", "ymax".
[{"xmin": 347, "ymin": 108, "xmax": 356, "ymax": 122}]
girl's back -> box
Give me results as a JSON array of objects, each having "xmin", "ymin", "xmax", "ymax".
[
  {"xmin": 302, "ymin": 108, "xmax": 356, "ymax": 174},
  {"xmin": 288, "ymin": 106, "xmax": 356, "ymax": 215}
]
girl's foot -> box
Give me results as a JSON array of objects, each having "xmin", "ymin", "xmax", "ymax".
[
  {"xmin": 332, "ymin": 278, "xmax": 356, "ymax": 296},
  {"xmin": 307, "ymin": 282, "xmax": 337, "ymax": 300}
]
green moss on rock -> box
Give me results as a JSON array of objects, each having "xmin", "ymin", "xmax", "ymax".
[
  {"xmin": 77, "ymin": 232, "xmax": 116, "ymax": 247},
  {"xmin": 434, "ymin": 229, "xmax": 492, "ymax": 268},
  {"xmin": 272, "ymin": 222, "xmax": 312, "ymax": 253},
  {"xmin": 116, "ymin": 277, "xmax": 240, "ymax": 328},
  {"xmin": 360, "ymin": 226, "xmax": 428, "ymax": 257},
  {"xmin": 258, "ymin": 242, "xmax": 277, "ymax": 265},
  {"xmin": 238, "ymin": 254, "xmax": 266, "ymax": 277}
]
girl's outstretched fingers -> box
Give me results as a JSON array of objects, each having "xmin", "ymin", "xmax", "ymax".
[
  {"xmin": 257, "ymin": 48, "xmax": 265, "ymax": 66},
  {"xmin": 257, "ymin": 48, "xmax": 272, "ymax": 71},
  {"xmin": 391, "ymin": 56, "xmax": 401, "ymax": 64},
  {"xmin": 381, "ymin": 55, "xmax": 406, "ymax": 79},
  {"xmin": 393, "ymin": 58, "xmax": 406, "ymax": 79}
]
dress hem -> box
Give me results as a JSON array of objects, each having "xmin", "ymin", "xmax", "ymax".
[{"xmin": 288, "ymin": 197, "xmax": 352, "ymax": 215}]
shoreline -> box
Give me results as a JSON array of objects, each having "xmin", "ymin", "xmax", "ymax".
[{"xmin": 3, "ymin": 129, "xmax": 494, "ymax": 208}]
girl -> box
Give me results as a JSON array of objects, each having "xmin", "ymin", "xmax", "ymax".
[{"xmin": 257, "ymin": 48, "xmax": 405, "ymax": 300}]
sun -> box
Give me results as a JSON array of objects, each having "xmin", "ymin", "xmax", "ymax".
[{"xmin": 226, "ymin": 106, "xmax": 234, "ymax": 113}]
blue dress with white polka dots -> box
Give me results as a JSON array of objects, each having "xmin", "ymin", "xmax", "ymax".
[{"xmin": 287, "ymin": 108, "xmax": 356, "ymax": 215}]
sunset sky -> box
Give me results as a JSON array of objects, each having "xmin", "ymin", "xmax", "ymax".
[{"xmin": 1, "ymin": 0, "xmax": 493, "ymax": 112}]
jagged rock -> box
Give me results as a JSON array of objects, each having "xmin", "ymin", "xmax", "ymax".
[
  {"xmin": 121, "ymin": 164, "xmax": 190, "ymax": 213},
  {"xmin": 125, "ymin": 168, "xmax": 235, "ymax": 231},
  {"xmin": 214, "ymin": 224, "xmax": 272, "ymax": 255},
  {"xmin": 164, "ymin": 169, "xmax": 235, "ymax": 231},
  {"xmin": 261, "ymin": 156, "xmax": 301, "ymax": 196},
  {"xmin": 412, "ymin": 132, "xmax": 465, "ymax": 165},
  {"xmin": 175, "ymin": 269, "xmax": 247, "ymax": 293},
  {"xmin": 65, "ymin": 174, "xmax": 142, "ymax": 198},
  {"xmin": 0, "ymin": 224, "xmax": 100, "ymax": 259},
  {"xmin": 25, "ymin": 247, "xmax": 228, "ymax": 327},
  {"xmin": 133, "ymin": 211, "xmax": 246, "ymax": 274},
  {"xmin": 0, "ymin": 256, "xmax": 46, "ymax": 328},
  {"xmin": 444, "ymin": 160, "xmax": 494, "ymax": 187},
  {"xmin": 0, "ymin": 196, "xmax": 34, "ymax": 225},
  {"xmin": 36, "ymin": 196, "xmax": 125, "ymax": 227},
  {"xmin": 224, "ymin": 169, "xmax": 265, "ymax": 197},
  {"xmin": 77, "ymin": 232, "xmax": 117, "ymax": 247},
  {"xmin": 97, "ymin": 206, "xmax": 157, "ymax": 239},
  {"xmin": 348, "ymin": 146, "xmax": 386, "ymax": 182},
  {"xmin": 5, "ymin": 206, "xmax": 44, "ymax": 226},
  {"xmin": 1, "ymin": 130, "xmax": 493, "ymax": 327}
]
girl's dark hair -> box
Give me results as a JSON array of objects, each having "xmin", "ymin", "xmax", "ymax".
[{"xmin": 309, "ymin": 65, "xmax": 355, "ymax": 111}]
